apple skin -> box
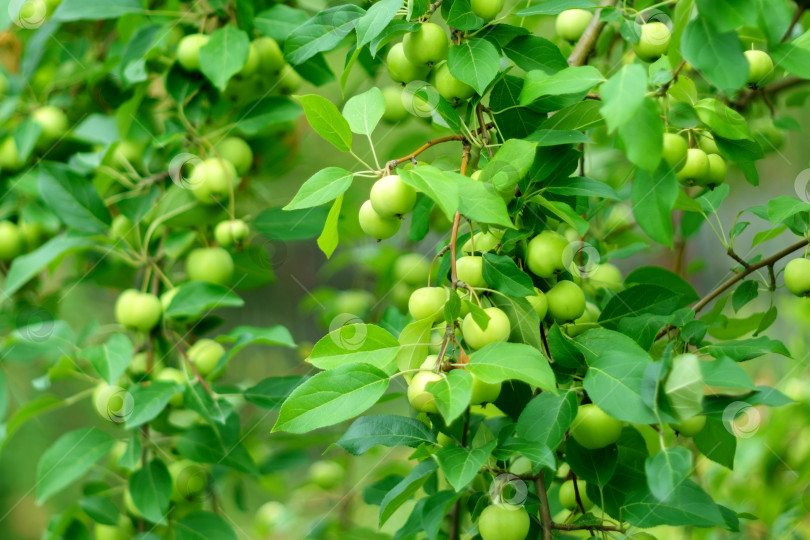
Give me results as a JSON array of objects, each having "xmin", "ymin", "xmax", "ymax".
[
  {"xmin": 277, "ymin": 64, "xmax": 303, "ymax": 95},
  {"xmin": 94, "ymin": 522, "xmax": 132, "ymax": 540},
  {"xmin": 156, "ymin": 367, "xmax": 186, "ymax": 406},
  {"xmin": 32, "ymin": 105, "xmax": 68, "ymax": 140},
  {"xmin": 308, "ymin": 460, "xmax": 345, "ymax": 490},
  {"xmin": 359, "ymin": 200, "xmax": 401, "ymax": 240},
  {"xmin": 186, "ymin": 247, "xmax": 235, "ymax": 286},
  {"xmin": 386, "ymin": 42, "xmax": 430, "ymax": 84},
  {"xmin": 115, "ymin": 289, "xmax": 163, "ymax": 331},
  {"xmin": 433, "ymin": 62, "xmax": 475, "ymax": 105},
  {"xmin": 254, "ymin": 501, "xmax": 286, "ymax": 535},
  {"xmin": 187, "ymin": 338, "xmax": 225, "ymax": 377},
  {"xmin": 0, "ymin": 220, "xmax": 23, "ymax": 260},
  {"xmin": 214, "ymin": 219, "xmax": 249, "ymax": 247},
  {"xmin": 110, "ymin": 214, "xmax": 139, "ymax": 248},
  {"xmin": 189, "ymin": 158, "xmax": 239, "ymax": 204},
  {"xmin": 160, "ymin": 288, "xmax": 179, "ymax": 312},
  {"xmin": 0, "ymin": 137, "xmax": 23, "ymax": 171},
  {"xmin": 526, "ymin": 288, "xmax": 548, "ymax": 319},
  {"xmin": 633, "ymin": 22, "xmax": 671, "ymax": 62},
  {"xmin": 403, "ymin": 23, "xmax": 449, "ymax": 66},
  {"xmin": 585, "ymin": 263, "xmax": 623, "ymax": 294},
  {"xmin": 661, "ymin": 133, "xmax": 688, "ymax": 170},
  {"xmin": 253, "ymin": 36, "xmax": 285, "ymax": 73},
  {"xmin": 214, "ymin": 137, "xmax": 253, "ymax": 176},
  {"xmin": 177, "ymin": 33, "xmax": 209, "ymax": 71},
  {"xmin": 478, "ymin": 505, "xmax": 531, "ymax": 540},
  {"xmin": 408, "ymin": 370, "xmax": 443, "ymax": 413},
  {"xmin": 565, "ymin": 301, "xmax": 600, "ymax": 337},
  {"xmin": 409, "ymin": 286, "xmax": 448, "ymax": 321},
  {"xmin": 569, "ymin": 403, "xmax": 623, "ymax": 449},
  {"xmin": 394, "ymin": 253, "xmax": 431, "ymax": 286},
  {"xmin": 559, "ymin": 479, "xmax": 593, "ymax": 511},
  {"xmin": 699, "ymin": 132, "xmax": 720, "ymax": 154},
  {"xmin": 381, "ymin": 87, "xmax": 410, "ymax": 123},
  {"xmin": 546, "ymin": 280, "xmax": 586, "ymax": 324},
  {"xmin": 673, "ymin": 414, "xmax": 706, "ymax": 437},
  {"xmin": 784, "ymin": 258, "xmax": 810, "ymax": 296},
  {"xmin": 456, "ymin": 255, "xmax": 487, "ymax": 288},
  {"xmin": 93, "ymin": 383, "xmax": 129, "ymax": 421},
  {"xmin": 462, "ymin": 230, "xmax": 503, "ymax": 254},
  {"xmin": 696, "ymin": 153, "xmax": 726, "ymax": 188},
  {"xmin": 470, "ymin": 375, "xmax": 501, "ymax": 405},
  {"xmin": 744, "ymin": 50, "xmax": 774, "ymax": 86},
  {"xmin": 470, "ymin": 0, "xmax": 504, "ymax": 21},
  {"xmin": 556, "ymin": 9, "xmax": 592, "ymax": 42},
  {"xmin": 675, "ymin": 148, "xmax": 710, "ymax": 186},
  {"xmin": 526, "ymin": 230, "xmax": 568, "ymax": 277},
  {"xmin": 370, "ymin": 174, "xmax": 417, "ymax": 217},
  {"xmin": 169, "ymin": 459, "xmax": 207, "ymax": 500},
  {"xmin": 461, "ymin": 307, "xmax": 511, "ymax": 350},
  {"xmin": 240, "ymin": 42, "xmax": 261, "ymax": 76}
]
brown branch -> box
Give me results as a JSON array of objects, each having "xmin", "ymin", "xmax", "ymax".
[
  {"xmin": 782, "ymin": 6, "xmax": 805, "ymax": 42},
  {"xmin": 389, "ymin": 135, "xmax": 466, "ymax": 169},
  {"xmin": 734, "ymin": 77, "xmax": 810, "ymax": 109},
  {"xmin": 551, "ymin": 523, "xmax": 623, "ymax": 532},
  {"xmin": 567, "ymin": 0, "xmax": 618, "ymax": 67},
  {"xmin": 726, "ymin": 248, "xmax": 750, "ymax": 269},
  {"xmin": 534, "ymin": 476, "xmax": 553, "ymax": 540}
]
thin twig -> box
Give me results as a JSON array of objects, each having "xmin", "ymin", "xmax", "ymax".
[
  {"xmin": 534, "ymin": 476, "xmax": 553, "ymax": 540},
  {"xmin": 567, "ymin": 0, "xmax": 619, "ymax": 67}
]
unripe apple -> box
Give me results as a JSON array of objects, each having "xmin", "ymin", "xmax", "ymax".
[
  {"xmin": 585, "ymin": 263, "xmax": 623, "ymax": 294},
  {"xmin": 565, "ymin": 301, "xmax": 600, "ymax": 337},
  {"xmin": 214, "ymin": 219, "xmax": 249, "ymax": 247},
  {"xmin": 697, "ymin": 153, "xmax": 726, "ymax": 188},
  {"xmin": 186, "ymin": 247, "xmax": 234, "ymax": 286},
  {"xmin": 661, "ymin": 133, "xmax": 687, "ymax": 170},
  {"xmin": 94, "ymin": 519, "xmax": 133, "ymax": 540},
  {"xmin": 253, "ymin": 36, "xmax": 285, "ymax": 73},
  {"xmin": 254, "ymin": 501, "xmax": 286, "ymax": 535},
  {"xmin": 784, "ymin": 258, "xmax": 810, "ymax": 296},
  {"xmin": 470, "ymin": 374, "xmax": 501, "ymax": 405},
  {"xmin": 462, "ymin": 307, "xmax": 511, "ymax": 350},
  {"xmin": 129, "ymin": 351, "xmax": 163, "ymax": 376},
  {"xmin": 394, "ymin": 253, "xmax": 431, "ymax": 285},
  {"xmin": 187, "ymin": 338, "xmax": 226, "ymax": 377},
  {"xmin": 115, "ymin": 289, "xmax": 163, "ymax": 331},
  {"xmin": 672, "ymin": 414, "xmax": 706, "ymax": 437},
  {"xmin": 386, "ymin": 42, "xmax": 430, "ymax": 84},
  {"xmin": 433, "ymin": 62, "xmax": 475, "ymax": 106},
  {"xmin": 240, "ymin": 42, "xmax": 261, "ymax": 76},
  {"xmin": 408, "ymin": 370, "xmax": 443, "ymax": 413},
  {"xmin": 570, "ymin": 403, "xmax": 622, "ymax": 449},
  {"xmin": 633, "ymin": 22, "xmax": 671, "ymax": 62},
  {"xmin": 675, "ymin": 148, "xmax": 710, "ymax": 186},
  {"xmin": 556, "ymin": 9, "xmax": 592, "ymax": 42},
  {"xmin": 744, "ymin": 49, "xmax": 774, "ymax": 86},
  {"xmin": 409, "ymin": 286, "xmax": 448, "ymax": 320},
  {"xmin": 188, "ymin": 158, "xmax": 239, "ymax": 204},
  {"xmin": 155, "ymin": 367, "xmax": 186, "ymax": 406},
  {"xmin": 214, "ymin": 137, "xmax": 253, "ymax": 176},
  {"xmin": 526, "ymin": 230, "xmax": 568, "ymax": 277},
  {"xmin": 478, "ymin": 505, "xmax": 530, "ymax": 540},
  {"xmin": 509, "ymin": 456, "xmax": 532, "ymax": 475},
  {"xmin": 110, "ymin": 214, "xmax": 139, "ymax": 248},
  {"xmin": 470, "ymin": 0, "xmax": 504, "ymax": 21},
  {"xmin": 169, "ymin": 459, "xmax": 207, "ymax": 500},
  {"xmin": 93, "ymin": 383, "xmax": 131, "ymax": 422},
  {"xmin": 456, "ymin": 255, "xmax": 486, "ymax": 288},
  {"xmin": 32, "ymin": 105, "xmax": 68, "ymax": 140},
  {"xmin": 359, "ymin": 200, "xmax": 401, "ymax": 239},
  {"xmin": 177, "ymin": 33, "xmax": 209, "ymax": 71},
  {"xmin": 278, "ymin": 64, "xmax": 303, "ymax": 95},
  {"xmin": 160, "ymin": 288, "xmax": 179, "ymax": 312},
  {"xmin": 559, "ymin": 479, "xmax": 593, "ymax": 511},
  {"xmin": 403, "ymin": 23, "xmax": 449, "ymax": 66},
  {"xmin": 370, "ymin": 174, "xmax": 417, "ymax": 217},
  {"xmin": 112, "ymin": 139, "xmax": 143, "ymax": 169},
  {"xmin": 308, "ymin": 460, "xmax": 345, "ymax": 490},
  {"xmin": 698, "ymin": 132, "xmax": 719, "ymax": 154},
  {"xmin": 19, "ymin": 220, "xmax": 47, "ymax": 250},
  {"xmin": 546, "ymin": 280, "xmax": 586, "ymax": 324},
  {"xmin": 0, "ymin": 220, "xmax": 23, "ymax": 260},
  {"xmin": 381, "ymin": 87, "xmax": 410, "ymax": 123},
  {"xmin": 526, "ymin": 288, "xmax": 548, "ymax": 319},
  {"xmin": 0, "ymin": 137, "xmax": 23, "ymax": 170},
  {"xmin": 462, "ymin": 230, "xmax": 503, "ymax": 254}
]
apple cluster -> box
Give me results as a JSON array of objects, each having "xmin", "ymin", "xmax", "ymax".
[{"xmin": 662, "ymin": 131, "xmax": 727, "ymax": 189}]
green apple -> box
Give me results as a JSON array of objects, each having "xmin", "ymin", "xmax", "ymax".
[
  {"xmin": 462, "ymin": 230, "xmax": 503, "ymax": 254},
  {"xmin": 240, "ymin": 42, "xmax": 261, "ymax": 76},
  {"xmin": 478, "ymin": 505, "xmax": 530, "ymax": 540},
  {"xmin": 673, "ymin": 414, "xmax": 706, "ymax": 437},
  {"xmin": 633, "ymin": 22, "xmax": 671, "ymax": 62},
  {"xmin": 188, "ymin": 158, "xmax": 239, "ymax": 204},
  {"xmin": 509, "ymin": 456, "xmax": 532, "ymax": 475},
  {"xmin": 751, "ymin": 117, "xmax": 785, "ymax": 150},
  {"xmin": 462, "ymin": 307, "xmax": 511, "ymax": 350},
  {"xmin": 156, "ymin": 367, "xmax": 186, "ymax": 406},
  {"xmin": 111, "ymin": 214, "xmax": 138, "ymax": 248},
  {"xmin": 160, "ymin": 287, "xmax": 179, "ymax": 312},
  {"xmin": 470, "ymin": 0, "xmax": 504, "ymax": 21},
  {"xmin": 433, "ymin": 61, "xmax": 475, "ymax": 106},
  {"xmin": 784, "ymin": 258, "xmax": 810, "ymax": 296},
  {"xmin": 32, "ymin": 105, "xmax": 68, "ymax": 140},
  {"xmin": 187, "ymin": 338, "xmax": 225, "ymax": 377},
  {"xmin": 394, "ymin": 253, "xmax": 431, "ymax": 285},
  {"xmin": 19, "ymin": 220, "xmax": 47, "ymax": 250},
  {"xmin": 697, "ymin": 153, "xmax": 726, "ymax": 188},
  {"xmin": 214, "ymin": 219, "xmax": 249, "ymax": 247},
  {"xmin": 94, "ymin": 520, "xmax": 133, "ymax": 540},
  {"xmin": 526, "ymin": 288, "xmax": 548, "ymax": 319},
  {"xmin": 115, "ymin": 289, "xmax": 163, "ymax": 331},
  {"xmin": 129, "ymin": 351, "xmax": 163, "ymax": 376},
  {"xmin": 0, "ymin": 137, "xmax": 23, "ymax": 170},
  {"xmin": 556, "ymin": 9, "xmax": 592, "ymax": 42},
  {"xmin": 403, "ymin": 23, "xmax": 449, "ymax": 66},
  {"xmin": 585, "ymin": 263, "xmax": 623, "ymax": 294},
  {"xmin": 409, "ymin": 286, "xmax": 448, "ymax": 320},
  {"xmin": 698, "ymin": 132, "xmax": 719, "ymax": 154},
  {"xmin": 559, "ymin": 479, "xmax": 593, "ymax": 511},
  {"xmin": 408, "ymin": 370, "xmax": 443, "ymax": 413},
  {"xmin": 370, "ymin": 174, "xmax": 417, "ymax": 216},
  {"xmin": 253, "ymin": 36, "xmax": 285, "ymax": 73},
  {"xmin": 526, "ymin": 230, "xmax": 568, "ymax": 277},
  {"xmin": 169, "ymin": 459, "xmax": 207, "ymax": 500},
  {"xmin": 277, "ymin": 64, "xmax": 303, "ymax": 95},
  {"xmin": 386, "ymin": 42, "xmax": 430, "ymax": 84},
  {"xmin": 186, "ymin": 247, "xmax": 234, "ymax": 286},
  {"xmin": 470, "ymin": 374, "xmax": 501, "ymax": 405},
  {"xmin": 744, "ymin": 49, "xmax": 774, "ymax": 86},
  {"xmin": 382, "ymin": 86, "xmax": 410, "ymax": 123},
  {"xmin": 546, "ymin": 280, "xmax": 586, "ymax": 324},
  {"xmin": 214, "ymin": 137, "xmax": 253, "ymax": 175},
  {"xmin": 565, "ymin": 301, "xmax": 600, "ymax": 337},
  {"xmin": 177, "ymin": 33, "xmax": 209, "ymax": 71},
  {"xmin": 628, "ymin": 534, "xmax": 658, "ymax": 540},
  {"xmin": 675, "ymin": 148, "xmax": 710, "ymax": 186},
  {"xmin": 112, "ymin": 139, "xmax": 143, "ymax": 169},
  {"xmin": 570, "ymin": 403, "xmax": 622, "ymax": 449},
  {"xmin": 254, "ymin": 501, "xmax": 286, "ymax": 535},
  {"xmin": 661, "ymin": 133, "xmax": 688, "ymax": 170},
  {"xmin": 0, "ymin": 220, "xmax": 23, "ymax": 260},
  {"xmin": 308, "ymin": 460, "xmax": 345, "ymax": 490},
  {"xmin": 93, "ymin": 383, "xmax": 130, "ymax": 422},
  {"xmin": 359, "ymin": 200, "xmax": 401, "ymax": 239},
  {"xmin": 457, "ymin": 255, "xmax": 486, "ymax": 287}
]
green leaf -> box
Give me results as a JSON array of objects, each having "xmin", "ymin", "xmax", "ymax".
[
  {"xmin": 700, "ymin": 357, "xmax": 755, "ymax": 390},
  {"xmin": 731, "ymin": 280, "xmax": 759, "ymax": 312},
  {"xmin": 129, "ymin": 460, "xmax": 172, "ymax": 524},
  {"xmin": 294, "ymin": 94, "xmax": 353, "ymax": 152},
  {"xmin": 618, "ymin": 98, "xmax": 664, "ymax": 172},
  {"xmin": 520, "ymin": 66, "xmax": 604, "ymax": 105},
  {"xmin": 515, "ymin": 0, "xmax": 598, "ymax": 15},
  {"xmin": 379, "ymin": 460, "xmax": 437, "ymax": 525},
  {"xmin": 482, "ymin": 253, "xmax": 535, "ymax": 297},
  {"xmin": 318, "ymin": 194, "xmax": 343, "ymax": 259},
  {"xmin": 79, "ymin": 496, "xmax": 120, "ymax": 526},
  {"xmin": 395, "ymin": 318, "xmax": 434, "ymax": 373},
  {"xmin": 284, "ymin": 167, "xmax": 354, "ymax": 210},
  {"xmin": 176, "ymin": 424, "xmax": 257, "ymax": 474},
  {"xmin": 566, "ymin": 437, "xmax": 618, "ymax": 487},
  {"xmin": 284, "ymin": 5, "xmax": 366, "ymax": 65},
  {"xmin": 199, "ymin": 26, "xmax": 250, "ymax": 91},
  {"xmin": 235, "ymin": 97, "xmax": 303, "ymax": 136},
  {"xmin": 664, "ymin": 354, "xmax": 704, "ymax": 421},
  {"xmin": 766, "ymin": 196, "xmax": 810, "ymax": 225},
  {"xmin": 532, "ymin": 195, "xmax": 589, "ymax": 236},
  {"xmin": 624, "ymin": 266, "xmax": 700, "ymax": 303},
  {"xmin": 427, "ymin": 369, "xmax": 473, "ymax": 425},
  {"xmin": 219, "ymin": 325, "xmax": 296, "ymax": 360},
  {"xmin": 399, "ymin": 165, "xmax": 459, "ymax": 220},
  {"xmin": 273, "ymin": 363, "xmax": 390, "ymax": 433},
  {"xmin": 540, "ymin": 99, "xmax": 604, "ymax": 131},
  {"xmin": 490, "ymin": 295, "xmax": 542, "ymax": 350},
  {"xmin": 623, "ymin": 480, "xmax": 726, "ymax": 528},
  {"xmin": 516, "ymin": 390, "xmax": 577, "ymax": 449},
  {"xmin": 544, "ymin": 175, "xmax": 619, "ymax": 199},
  {"xmin": 38, "ymin": 163, "xmax": 111, "ymax": 233},
  {"xmin": 600, "ymin": 64, "xmax": 647, "ymax": 132},
  {"xmin": 125, "ymin": 382, "xmax": 183, "ymax": 429},
  {"xmin": 337, "ymin": 415, "xmax": 437, "ymax": 455},
  {"xmin": 445, "ymin": 0, "xmax": 485, "ymax": 30},
  {"xmin": 681, "ymin": 17, "xmax": 748, "ymax": 93},
  {"xmin": 342, "ymin": 87, "xmax": 385, "ymax": 135},
  {"xmin": 694, "ymin": 98, "xmax": 752, "ymax": 141},
  {"xmin": 36, "ymin": 427, "xmax": 115, "ymax": 503},
  {"xmin": 632, "ymin": 164, "xmax": 677, "ymax": 246},
  {"xmin": 243, "ymin": 376, "xmax": 307, "ymax": 409},
  {"xmin": 52, "ymin": 0, "xmax": 141, "ymax": 21},
  {"xmin": 478, "ymin": 138, "xmax": 537, "ymax": 193},
  {"xmin": 356, "ymin": 0, "xmax": 402, "ymax": 47},
  {"xmin": 0, "ymin": 395, "xmax": 63, "ymax": 451},
  {"xmin": 502, "ymin": 35, "xmax": 567, "ymax": 75},
  {"xmin": 165, "ymin": 281, "xmax": 244, "ymax": 319},
  {"xmin": 434, "ymin": 440, "xmax": 497, "ymax": 491},
  {"xmin": 646, "ymin": 447, "xmax": 692, "ymax": 502},
  {"xmin": 118, "ymin": 433, "xmax": 141, "ymax": 470},
  {"xmin": 468, "ymin": 342, "xmax": 556, "ymax": 391},
  {"xmin": 83, "ymin": 333, "xmax": 133, "ymax": 385},
  {"xmin": 175, "ymin": 512, "xmax": 237, "ymax": 540},
  {"xmin": 254, "ymin": 5, "xmax": 308, "ymax": 41},
  {"xmin": 308, "ymin": 324, "xmax": 400, "ymax": 373},
  {"xmin": 599, "ymin": 284, "xmax": 693, "ymax": 329},
  {"xmin": 694, "ymin": 417, "xmax": 736, "ymax": 468},
  {"xmin": 456, "ymin": 176, "xmax": 514, "ymax": 228},
  {"xmin": 447, "ymin": 38, "xmax": 500, "ymax": 94},
  {"xmin": 524, "ymin": 129, "xmax": 592, "ymax": 146},
  {"xmin": 706, "ymin": 336, "xmax": 790, "ymax": 362}
]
